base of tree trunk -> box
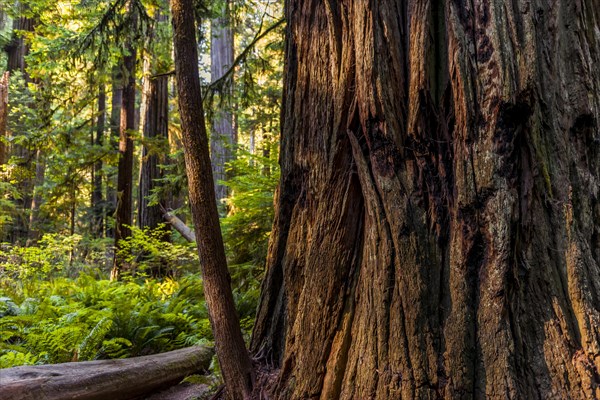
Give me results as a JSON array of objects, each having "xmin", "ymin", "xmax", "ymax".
[{"xmin": 0, "ymin": 346, "xmax": 214, "ymax": 400}]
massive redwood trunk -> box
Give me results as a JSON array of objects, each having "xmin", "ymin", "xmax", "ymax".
[{"xmin": 252, "ymin": 1, "xmax": 600, "ymax": 399}]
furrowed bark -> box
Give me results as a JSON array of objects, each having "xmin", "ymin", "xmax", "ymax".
[
  {"xmin": 252, "ymin": 0, "xmax": 600, "ymax": 399},
  {"xmin": 170, "ymin": 0, "xmax": 255, "ymax": 397}
]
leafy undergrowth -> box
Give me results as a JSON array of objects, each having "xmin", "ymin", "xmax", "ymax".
[{"xmin": 0, "ymin": 273, "xmax": 256, "ymax": 369}]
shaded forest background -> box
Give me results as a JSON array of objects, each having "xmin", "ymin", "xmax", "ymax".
[{"xmin": 0, "ymin": 0, "xmax": 282, "ymax": 382}]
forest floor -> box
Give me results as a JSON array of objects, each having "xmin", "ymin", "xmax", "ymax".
[{"xmin": 145, "ymin": 383, "xmax": 210, "ymax": 400}]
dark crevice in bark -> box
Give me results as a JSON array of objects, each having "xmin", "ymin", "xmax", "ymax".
[
  {"xmin": 250, "ymin": 169, "xmax": 303, "ymax": 364},
  {"xmin": 321, "ymin": 175, "xmax": 364, "ymax": 400}
]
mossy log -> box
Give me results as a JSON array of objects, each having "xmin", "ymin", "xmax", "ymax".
[{"xmin": 0, "ymin": 346, "xmax": 213, "ymax": 400}]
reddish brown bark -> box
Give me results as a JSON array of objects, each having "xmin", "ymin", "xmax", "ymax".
[
  {"xmin": 112, "ymin": 2, "xmax": 138, "ymax": 278},
  {"xmin": 92, "ymin": 84, "xmax": 106, "ymax": 237},
  {"xmin": 252, "ymin": 1, "xmax": 600, "ymax": 399},
  {"xmin": 210, "ymin": 0, "xmax": 235, "ymax": 204},
  {"xmin": 170, "ymin": 0, "xmax": 255, "ymax": 397},
  {"xmin": 106, "ymin": 74, "xmax": 123, "ymax": 239},
  {"xmin": 138, "ymin": 10, "xmax": 169, "ymax": 235},
  {"xmin": 0, "ymin": 72, "xmax": 8, "ymax": 166}
]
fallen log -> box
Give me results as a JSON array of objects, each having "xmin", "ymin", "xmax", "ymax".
[
  {"xmin": 0, "ymin": 346, "xmax": 214, "ymax": 400},
  {"xmin": 163, "ymin": 211, "xmax": 196, "ymax": 243}
]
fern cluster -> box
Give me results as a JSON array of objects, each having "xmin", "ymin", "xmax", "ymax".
[{"xmin": 0, "ymin": 273, "xmax": 216, "ymax": 368}]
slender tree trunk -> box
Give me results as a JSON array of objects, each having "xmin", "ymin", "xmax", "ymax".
[
  {"xmin": 92, "ymin": 85, "xmax": 106, "ymax": 237},
  {"xmin": 106, "ymin": 76, "xmax": 123, "ymax": 239},
  {"xmin": 112, "ymin": 4, "xmax": 138, "ymax": 279},
  {"xmin": 210, "ymin": 1, "xmax": 234, "ymax": 203},
  {"xmin": 27, "ymin": 148, "xmax": 45, "ymax": 242},
  {"xmin": 0, "ymin": 72, "xmax": 8, "ymax": 166},
  {"xmin": 252, "ymin": 1, "xmax": 600, "ymax": 399},
  {"xmin": 170, "ymin": 0, "xmax": 254, "ymax": 397}
]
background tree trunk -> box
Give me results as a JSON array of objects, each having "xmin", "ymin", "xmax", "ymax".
[
  {"xmin": 252, "ymin": 1, "xmax": 600, "ymax": 399},
  {"xmin": 170, "ymin": 0, "xmax": 254, "ymax": 396},
  {"xmin": 210, "ymin": 1, "xmax": 234, "ymax": 204},
  {"xmin": 6, "ymin": 12, "xmax": 33, "ymax": 75},
  {"xmin": 138, "ymin": 76, "xmax": 169, "ymax": 229},
  {"xmin": 138, "ymin": 11, "xmax": 169, "ymax": 239},
  {"xmin": 106, "ymin": 75, "xmax": 123, "ymax": 239},
  {"xmin": 0, "ymin": 72, "xmax": 8, "ymax": 165},
  {"xmin": 27, "ymin": 148, "xmax": 45, "ymax": 242},
  {"xmin": 5, "ymin": 9, "xmax": 35, "ymax": 243},
  {"xmin": 112, "ymin": 3, "xmax": 138, "ymax": 278},
  {"xmin": 92, "ymin": 84, "xmax": 106, "ymax": 237}
]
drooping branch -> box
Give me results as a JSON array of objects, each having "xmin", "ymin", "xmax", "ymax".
[
  {"xmin": 163, "ymin": 209, "xmax": 196, "ymax": 242},
  {"xmin": 206, "ymin": 17, "xmax": 285, "ymax": 94}
]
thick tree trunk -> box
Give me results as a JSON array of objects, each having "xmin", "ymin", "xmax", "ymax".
[
  {"xmin": 92, "ymin": 84, "xmax": 106, "ymax": 237},
  {"xmin": 112, "ymin": 4, "xmax": 138, "ymax": 278},
  {"xmin": 252, "ymin": 1, "xmax": 600, "ymax": 399},
  {"xmin": 170, "ymin": 0, "xmax": 255, "ymax": 397},
  {"xmin": 210, "ymin": 1, "xmax": 235, "ymax": 203},
  {"xmin": 1, "ymin": 346, "xmax": 213, "ymax": 400}
]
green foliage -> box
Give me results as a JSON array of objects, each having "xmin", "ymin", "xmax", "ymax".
[
  {"xmin": 0, "ymin": 0, "xmax": 285, "ymax": 383},
  {"xmin": 0, "ymin": 233, "xmax": 82, "ymax": 280},
  {"xmin": 0, "ymin": 181, "xmax": 18, "ymax": 228},
  {"xmin": 222, "ymin": 149, "xmax": 278, "ymax": 268},
  {"xmin": 0, "ymin": 272, "xmax": 215, "ymax": 368},
  {"xmin": 116, "ymin": 224, "xmax": 198, "ymax": 276}
]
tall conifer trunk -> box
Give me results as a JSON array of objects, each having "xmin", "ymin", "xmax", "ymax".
[
  {"xmin": 0, "ymin": 72, "xmax": 8, "ymax": 166},
  {"xmin": 210, "ymin": 0, "xmax": 234, "ymax": 203},
  {"xmin": 138, "ymin": 12, "xmax": 169, "ymax": 240},
  {"xmin": 112, "ymin": 3, "xmax": 138, "ymax": 278},
  {"xmin": 106, "ymin": 76, "xmax": 123, "ymax": 239},
  {"xmin": 170, "ymin": 0, "xmax": 255, "ymax": 396},
  {"xmin": 5, "ymin": 7, "xmax": 35, "ymax": 243},
  {"xmin": 92, "ymin": 85, "xmax": 106, "ymax": 237},
  {"xmin": 252, "ymin": 1, "xmax": 600, "ymax": 398}
]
